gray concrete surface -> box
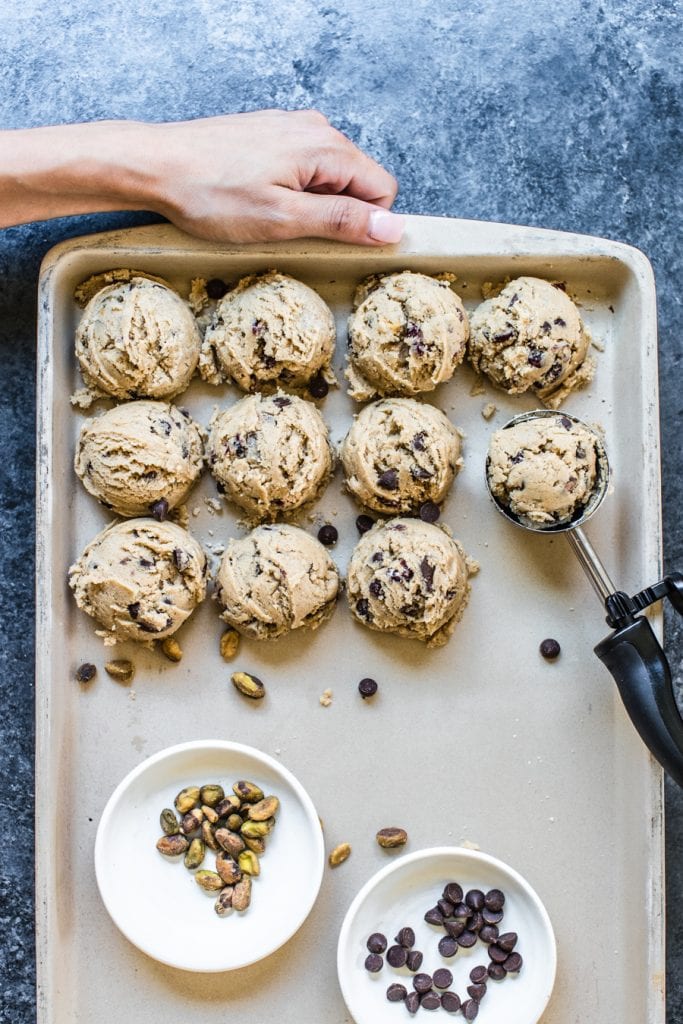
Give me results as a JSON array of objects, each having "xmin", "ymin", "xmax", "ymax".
[{"xmin": 0, "ymin": 0, "xmax": 681, "ymax": 1019}]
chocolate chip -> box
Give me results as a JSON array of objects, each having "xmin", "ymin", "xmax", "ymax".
[
  {"xmin": 487, "ymin": 963, "xmax": 506, "ymax": 980},
  {"xmin": 443, "ymin": 882, "xmax": 463, "ymax": 903},
  {"xmin": 308, "ymin": 374, "xmax": 329, "ymax": 399},
  {"xmin": 484, "ymin": 889, "xmax": 505, "ymax": 912},
  {"xmin": 497, "ymin": 932, "xmax": 518, "ymax": 953},
  {"xmin": 467, "ymin": 983, "xmax": 487, "ymax": 1001},
  {"xmin": 206, "ymin": 278, "xmax": 228, "ymax": 300},
  {"xmin": 466, "ymin": 889, "xmax": 485, "ymax": 910},
  {"xmin": 412, "ymin": 431, "xmax": 427, "ymax": 451},
  {"xmin": 411, "ymin": 466, "xmax": 434, "ymax": 480},
  {"xmin": 272, "ymin": 395, "xmax": 291, "ymax": 408},
  {"xmin": 75, "ymin": 663, "xmax": 96, "ymax": 683},
  {"xmin": 438, "ymin": 936, "xmax": 458, "ymax": 957},
  {"xmin": 540, "ymin": 637, "xmax": 561, "ymax": 659},
  {"xmin": 554, "ymin": 317, "xmax": 566, "ymax": 327},
  {"xmin": 396, "ymin": 927, "xmax": 415, "ymax": 949},
  {"xmin": 488, "ymin": 944, "xmax": 508, "ymax": 963},
  {"xmin": 452, "ymin": 902, "xmax": 470, "ymax": 919},
  {"xmin": 173, "ymin": 548, "xmax": 190, "ymax": 572},
  {"xmin": 510, "ymin": 451, "xmax": 524, "ymax": 464},
  {"xmin": 127, "ymin": 602, "xmax": 140, "ymax": 619},
  {"xmin": 541, "ymin": 320, "xmax": 551, "ymax": 333},
  {"xmin": 406, "ymin": 949, "xmax": 423, "ymax": 972},
  {"xmin": 355, "ymin": 598, "xmax": 372, "ymax": 621},
  {"xmin": 358, "ymin": 677, "xmax": 378, "ymax": 699},
  {"xmin": 479, "ymin": 924, "xmax": 499, "ymax": 944},
  {"xmin": 560, "ymin": 415, "xmax": 573, "ymax": 430},
  {"xmin": 413, "ymin": 973, "xmax": 433, "ymax": 994},
  {"xmin": 150, "ymin": 497, "xmax": 169, "ymax": 521},
  {"xmin": 433, "ymin": 969, "xmax": 452, "ymax": 990},
  {"xmin": 262, "ymin": 354, "xmax": 276, "ymax": 369},
  {"xmin": 470, "ymin": 966, "xmax": 488, "ymax": 984},
  {"xmin": 356, "ymin": 514, "xmax": 374, "ymax": 534},
  {"xmin": 437, "ymin": 898, "xmax": 454, "ymax": 917},
  {"xmin": 457, "ymin": 930, "xmax": 477, "ymax": 948},
  {"xmin": 386, "ymin": 945, "xmax": 408, "ymax": 968},
  {"xmin": 367, "ymin": 932, "xmax": 387, "ymax": 953},
  {"xmin": 527, "ymin": 347, "xmax": 544, "ymax": 367},
  {"xmin": 441, "ymin": 991, "xmax": 461, "ymax": 1013},
  {"xmin": 420, "ymin": 993, "xmax": 441, "ymax": 1011},
  {"xmin": 419, "ymin": 501, "xmax": 440, "ymax": 523},
  {"xmin": 377, "ymin": 469, "xmax": 399, "ymax": 490},
  {"xmin": 443, "ymin": 918, "xmax": 465, "ymax": 938},
  {"xmin": 386, "ymin": 983, "xmax": 407, "ymax": 1002},
  {"xmin": 365, "ymin": 953, "xmax": 383, "ymax": 972},
  {"xmin": 317, "ymin": 524, "xmax": 338, "ymax": 546},
  {"xmin": 468, "ymin": 911, "xmax": 484, "ymax": 933},
  {"xmin": 405, "ymin": 992, "xmax": 420, "ymax": 1014},
  {"xmin": 251, "ymin": 318, "xmax": 266, "ymax": 336},
  {"xmin": 369, "ymin": 579, "xmax": 383, "ymax": 598},
  {"xmin": 139, "ymin": 558, "xmax": 153, "ymax": 568},
  {"xmin": 404, "ymin": 321, "xmax": 423, "ymax": 339},
  {"xmin": 503, "ymin": 952, "xmax": 523, "ymax": 973},
  {"xmin": 546, "ymin": 359, "xmax": 563, "ymax": 381},
  {"xmin": 424, "ymin": 906, "xmax": 444, "ymax": 926},
  {"xmin": 462, "ymin": 998, "xmax": 479, "ymax": 1020},
  {"xmin": 216, "ymin": 481, "xmax": 226, "ymax": 494},
  {"xmin": 482, "ymin": 909, "xmax": 503, "ymax": 927},
  {"xmin": 576, "ymin": 445, "xmax": 586, "ymax": 459}
]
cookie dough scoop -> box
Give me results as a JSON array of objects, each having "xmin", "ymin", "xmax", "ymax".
[{"xmin": 486, "ymin": 409, "xmax": 683, "ymax": 788}]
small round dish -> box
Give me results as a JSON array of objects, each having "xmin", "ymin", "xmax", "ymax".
[
  {"xmin": 95, "ymin": 739, "xmax": 324, "ymax": 972},
  {"xmin": 337, "ymin": 847, "xmax": 556, "ymax": 1024}
]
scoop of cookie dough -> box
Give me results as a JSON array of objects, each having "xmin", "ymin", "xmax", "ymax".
[
  {"xmin": 69, "ymin": 519, "xmax": 207, "ymax": 644},
  {"xmin": 345, "ymin": 271, "xmax": 469, "ymax": 401},
  {"xmin": 206, "ymin": 393, "xmax": 333, "ymax": 520},
  {"xmin": 487, "ymin": 413, "xmax": 601, "ymax": 527},
  {"xmin": 468, "ymin": 277, "xmax": 594, "ymax": 407},
  {"xmin": 341, "ymin": 398, "xmax": 462, "ymax": 514},
  {"xmin": 75, "ymin": 401, "xmax": 204, "ymax": 517},
  {"xmin": 74, "ymin": 277, "xmax": 202, "ymax": 403},
  {"xmin": 199, "ymin": 270, "xmax": 336, "ymax": 392},
  {"xmin": 215, "ymin": 524, "xmax": 339, "ymax": 639},
  {"xmin": 346, "ymin": 518, "xmax": 473, "ymax": 645}
]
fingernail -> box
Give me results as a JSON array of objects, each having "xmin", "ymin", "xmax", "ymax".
[{"xmin": 368, "ymin": 209, "xmax": 406, "ymax": 244}]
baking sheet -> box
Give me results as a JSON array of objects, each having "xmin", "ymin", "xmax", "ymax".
[{"xmin": 35, "ymin": 217, "xmax": 664, "ymax": 1022}]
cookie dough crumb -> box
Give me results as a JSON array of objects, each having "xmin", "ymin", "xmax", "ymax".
[
  {"xmin": 188, "ymin": 277, "xmax": 209, "ymax": 314},
  {"xmin": 319, "ymin": 688, "xmax": 333, "ymax": 707},
  {"xmin": 466, "ymin": 557, "xmax": 481, "ymax": 576},
  {"xmin": 469, "ymin": 377, "xmax": 486, "ymax": 396},
  {"xmin": 460, "ymin": 839, "xmax": 481, "ymax": 851},
  {"xmin": 480, "ymin": 278, "xmax": 509, "ymax": 300},
  {"xmin": 73, "ymin": 267, "xmax": 169, "ymax": 308},
  {"xmin": 192, "ymin": 506, "xmax": 201, "ymax": 517},
  {"xmin": 172, "ymin": 504, "xmax": 190, "ymax": 530},
  {"xmin": 212, "ymin": 543, "xmax": 225, "ymax": 556},
  {"xmin": 591, "ymin": 337, "xmax": 605, "ymax": 352},
  {"xmin": 128, "ymin": 689, "xmax": 137, "ymax": 701},
  {"xmin": 204, "ymin": 497, "xmax": 222, "ymax": 515},
  {"xmin": 481, "ymin": 402, "xmax": 497, "ymax": 420}
]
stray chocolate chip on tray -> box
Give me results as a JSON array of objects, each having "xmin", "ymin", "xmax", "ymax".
[
  {"xmin": 355, "ymin": 513, "xmax": 375, "ymax": 534},
  {"xmin": 308, "ymin": 373, "xmax": 329, "ymax": 399},
  {"xmin": 317, "ymin": 523, "xmax": 338, "ymax": 546},
  {"xmin": 75, "ymin": 662, "xmax": 96, "ymax": 683},
  {"xmin": 418, "ymin": 500, "xmax": 441, "ymax": 523},
  {"xmin": 540, "ymin": 637, "xmax": 561, "ymax": 659},
  {"xmin": 359, "ymin": 677, "xmax": 378, "ymax": 699}
]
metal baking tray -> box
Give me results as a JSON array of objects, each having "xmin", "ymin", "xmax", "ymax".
[{"xmin": 35, "ymin": 217, "xmax": 664, "ymax": 1022}]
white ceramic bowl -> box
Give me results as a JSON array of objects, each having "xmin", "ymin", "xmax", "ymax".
[
  {"xmin": 337, "ymin": 847, "xmax": 556, "ymax": 1024},
  {"xmin": 95, "ymin": 740, "xmax": 325, "ymax": 972}
]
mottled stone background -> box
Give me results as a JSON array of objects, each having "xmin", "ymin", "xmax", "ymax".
[{"xmin": 0, "ymin": 0, "xmax": 680, "ymax": 1020}]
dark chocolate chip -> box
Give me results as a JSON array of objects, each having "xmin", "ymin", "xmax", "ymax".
[
  {"xmin": 510, "ymin": 451, "xmax": 524, "ymax": 464},
  {"xmin": 441, "ymin": 991, "xmax": 461, "ymax": 1013},
  {"xmin": 272, "ymin": 395, "xmax": 292, "ymax": 408},
  {"xmin": 497, "ymin": 932, "xmax": 518, "ymax": 953},
  {"xmin": 317, "ymin": 524, "xmax": 338, "ymax": 546},
  {"xmin": 462, "ymin": 998, "xmax": 479, "ymax": 1020},
  {"xmin": 438, "ymin": 936, "xmax": 458, "ymax": 957},
  {"xmin": 540, "ymin": 638, "xmax": 561, "ymax": 659},
  {"xmin": 308, "ymin": 374, "xmax": 329, "ymax": 399},
  {"xmin": 404, "ymin": 321, "xmax": 423, "ymax": 339},
  {"xmin": 470, "ymin": 966, "xmax": 488, "ymax": 984},
  {"xmin": 377, "ymin": 468, "xmax": 399, "ymax": 490},
  {"xmin": 484, "ymin": 889, "xmax": 505, "ymax": 912},
  {"xmin": 527, "ymin": 347, "xmax": 544, "ymax": 367},
  {"xmin": 75, "ymin": 663, "xmax": 96, "ymax": 683},
  {"xmin": 541, "ymin": 320, "xmax": 552, "ymax": 333},
  {"xmin": 467, "ymin": 983, "xmax": 487, "ymax": 1001},
  {"xmin": 386, "ymin": 945, "xmax": 408, "ymax": 968},
  {"xmin": 560, "ymin": 415, "xmax": 573, "ymax": 430},
  {"xmin": 488, "ymin": 944, "xmax": 508, "ymax": 963},
  {"xmin": 355, "ymin": 598, "xmax": 372, "ymax": 621},
  {"xmin": 424, "ymin": 906, "xmax": 444, "ymax": 926},
  {"xmin": 457, "ymin": 930, "xmax": 477, "ymax": 948},
  {"xmin": 466, "ymin": 889, "xmax": 485, "ymax": 910},
  {"xmin": 487, "ymin": 963, "xmax": 506, "ymax": 980},
  {"xmin": 412, "ymin": 431, "xmax": 427, "ymax": 451},
  {"xmin": 479, "ymin": 925, "xmax": 499, "ymax": 944},
  {"xmin": 367, "ymin": 932, "xmax": 387, "ymax": 953},
  {"xmin": 406, "ymin": 949, "xmax": 423, "ymax": 972},
  {"xmin": 127, "ymin": 602, "xmax": 140, "ymax": 619},
  {"xmin": 365, "ymin": 953, "xmax": 383, "ymax": 972},
  {"xmin": 443, "ymin": 882, "xmax": 463, "ymax": 903},
  {"xmin": 576, "ymin": 445, "xmax": 586, "ymax": 459},
  {"xmin": 554, "ymin": 317, "xmax": 566, "ymax": 327},
  {"xmin": 251, "ymin": 318, "xmax": 266, "ymax": 336},
  {"xmin": 386, "ymin": 983, "xmax": 407, "ymax": 1002},
  {"xmin": 206, "ymin": 278, "xmax": 228, "ymax": 300},
  {"xmin": 411, "ymin": 466, "xmax": 434, "ymax": 480},
  {"xmin": 369, "ymin": 579, "xmax": 383, "ymax": 597},
  {"xmin": 413, "ymin": 973, "xmax": 433, "ymax": 994},
  {"xmin": 396, "ymin": 927, "xmax": 415, "ymax": 949},
  {"xmin": 356, "ymin": 514, "xmax": 375, "ymax": 534},
  {"xmin": 452, "ymin": 902, "xmax": 471, "ymax": 919},
  {"xmin": 173, "ymin": 548, "xmax": 190, "ymax": 572},
  {"xmin": 358, "ymin": 677, "xmax": 378, "ymax": 699},
  {"xmin": 468, "ymin": 911, "xmax": 484, "ymax": 933},
  {"xmin": 437, "ymin": 898, "xmax": 454, "ymax": 917},
  {"xmin": 405, "ymin": 992, "xmax": 420, "ymax": 1014},
  {"xmin": 433, "ymin": 969, "xmax": 453, "ymax": 990},
  {"xmin": 420, "ymin": 992, "xmax": 441, "ymax": 1011},
  {"xmin": 503, "ymin": 952, "xmax": 523, "ymax": 973},
  {"xmin": 150, "ymin": 497, "xmax": 169, "ymax": 521},
  {"xmin": 482, "ymin": 907, "xmax": 504, "ymax": 925},
  {"xmin": 419, "ymin": 501, "xmax": 440, "ymax": 523},
  {"xmin": 443, "ymin": 918, "xmax": 466, "ymax": 938},
  {"xmin": 493, "ymin": 330, "xmax": 515, "ymax": 342}
]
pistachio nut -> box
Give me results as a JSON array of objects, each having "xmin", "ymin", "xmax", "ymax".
[
  {"xmin": 232, "ymin": 876, "xmax": 252, "ymax": 912},
  {"xmin": 200, "ymin": 784, "xmax": 225, "ymax": 807},
  {"xmin": 160, "ymin": 808, "xmax": 180, "ymax": 836},
  {"xmin": 195, "ymin": 870, "xmax": 225, "ymax": 892},
  {"xmin": 202, "ymin": 820, "xmax": 220, "ymax": 852},
  {"xmin": 104, "ymin": 659, "xmax": 135, "ymax": 684},
  {"xmin": 233, "ymin": 780, "xmax": 264, "ymax": 804},
  {"xmin": 184, "ymin": 837, "xmax": 206, "ymax": 870},
  {"xmin": 215, "ymin": 828, "xmax": 245, "ymax": 857},
  {"xmin": 238, "ymin": 850, "xmax": 260, "ymax": 876},
  {"xmin": 376, "ymin": 827, "xmax": 408, "ymax": 849},
  {"xmin": 214, "ymin": 887, "xmax": 234, "ymax": 917},
  {"xmin": 174, "ymin": 786, "xmax": 201, "ymax": 814},
  {"xmin": 243, "ymin": 835, "xmax": 266, "ymax": 855},
  {"xmin": 248, "ymin": 795, "xmax": 280, "ymax": 822},
  {"xmin": 215, "ymin": 795, "xmax": 241, "ymax": 818},
  {"xmin": 216, "ymin": 852, "xmax": 242, "ymax": 885},
  {"xmin": 201, "ymin": 804, "xmax": 219, "ymax": 824},
  {"xmin": 328, "ymin": 842, "xmax": 351, "ymax": 867},
  {"xmin": 220, "ymin": 628, "xmax": 240, "ymax": 660},
  {"xmin": 241, "ymin": 818, "xmax": 274, "ymax": 839},
  {"xmin": 156, "ymin": 834, "xmax": 189, "ymax": 857},
  {"xmin": 231, "ymin": 671, "xmax": 265, "ymax": 700},
  {"xmin": 226, "ymin": 813, "xmax": 244, "ymax": 832},
  {"xmin": 180, "ymin": 807, "xmax": 204, "ymax": 834},
  {"xmin": 161, "ymin": 637, "xmax": 182, "ymax": 662}
]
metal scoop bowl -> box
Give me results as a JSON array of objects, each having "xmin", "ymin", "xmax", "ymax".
[{"xmin": 486, "ymin": 409, "xmax": 683, "ymax": 786}]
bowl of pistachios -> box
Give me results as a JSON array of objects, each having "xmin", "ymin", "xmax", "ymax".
[{"xmin": 95, "ymin": 739, "xmax": 325, "ymax": 971}]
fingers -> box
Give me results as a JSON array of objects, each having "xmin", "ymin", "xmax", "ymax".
[
  {"xmin": 275, "ymin": 189, "xmax": 406, "ymax": 245},
  {"xmin": 302, "ymin": 136, "xmax": 399, "ymax": 208}
]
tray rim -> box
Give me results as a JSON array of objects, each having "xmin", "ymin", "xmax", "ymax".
[{"xmin": 34, "ymin": 215, "xmax": 665, "ymax": 1022}]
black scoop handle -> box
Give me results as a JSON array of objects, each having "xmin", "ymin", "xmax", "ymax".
[{"xmin": 595, "ymin": 617, "xmax": 683, "ymax": 787}]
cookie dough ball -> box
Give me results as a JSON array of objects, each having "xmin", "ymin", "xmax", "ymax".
[
  {"xmin": 206, "ymin": 393, "xmax": 333, "ymax": 520},
  {"xmin": 199, "ymin": 270, "xmax": 336, "ymax": 392},
  {"xmin": 487, "ymin": 413, "xmax": 602, "ymax": 527},
  {"xmin": 341, "ymin": 398, "xmax": 462, "ymax": 514},
  {"xmin": 345, "ymin": 271, "xmax": 469, "ymax": 401},
  {"xmin": 468, "ymin": 277, "xmax": 594, "ymax": 406},
  {"xmin": 346, "ymin": 518, "xmax": 473, "ymax": 645},
  {"xmin": 69, "ymin": 519, "xmax": 207, "ymax": 643},
  {"xmin": 215, "ymin": 524, "xmax": 339, "ymax": 639},
  {"xmin": 75, "ymin": 277, "xmax": 201, "ymax": 402},
  {"xmin": 75, "ymin": 401, "xmax": 204, "ymax": 517}
]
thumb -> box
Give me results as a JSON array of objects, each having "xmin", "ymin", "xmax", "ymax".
[{"xmin": 283, "ymin": 192, "xmax": 406, "ymax": 245}]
